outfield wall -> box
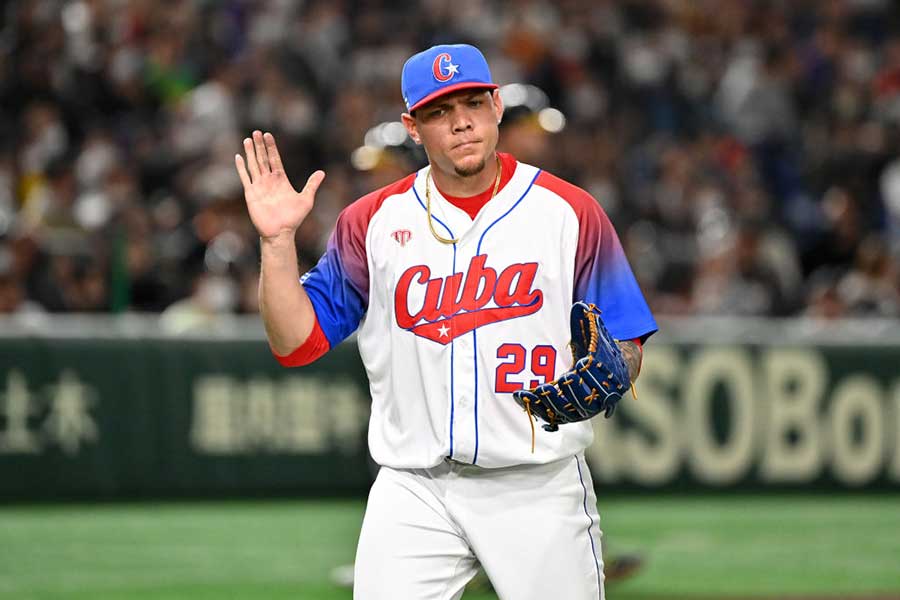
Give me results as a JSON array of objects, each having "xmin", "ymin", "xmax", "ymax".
[{"xmin": 1, "ymin": 316, "xmax": 898, "ymax": 499}]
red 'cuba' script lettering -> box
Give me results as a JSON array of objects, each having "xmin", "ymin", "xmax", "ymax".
[{"xmin": 395, "ymin": 255, "xmax": 543, "ymax": 344}]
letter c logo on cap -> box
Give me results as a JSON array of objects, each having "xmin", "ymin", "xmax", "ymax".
[{"xmin": 432, "ymin": 53, "xmax": 459, "ymax": 82}]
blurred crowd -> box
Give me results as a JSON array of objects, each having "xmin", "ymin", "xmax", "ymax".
[{"xmin": 2, "ymin": 0, "xmax": 900, "ymax": 328}]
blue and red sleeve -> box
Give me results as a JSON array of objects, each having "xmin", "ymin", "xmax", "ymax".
[
  {"xmin": 535, "ymin": 171, "xmax": 658, "ymax": 343},
  {"xmin": 273, "ymin": 174, "xmax": 415, "ymax": 366},
  {"xmin": 272, "ymin": 319, "xmax": 330, "ymax": 367}
]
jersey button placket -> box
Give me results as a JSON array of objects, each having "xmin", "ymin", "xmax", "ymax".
[{"xmin": 449, "ymin": 242, "xmax": 477, "ymax": 464}]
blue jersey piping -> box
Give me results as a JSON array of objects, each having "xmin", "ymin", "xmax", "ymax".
[
  {"xmin": 413, "ymin": 178, "xmax": 457, "ymax": 458},
  {"xmin": 472, "ymin": 169, "xmax": 541, "ymax": 465}
]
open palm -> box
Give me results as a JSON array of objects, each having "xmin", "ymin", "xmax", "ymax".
[{"xmin": 235, "ymin": 131, "xmax": 325, "ymax": 240}]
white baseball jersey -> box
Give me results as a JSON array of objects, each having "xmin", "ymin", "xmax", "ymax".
[{"xmin": 282, "ymin": 152, "xmax": 657, "ymax": 470}]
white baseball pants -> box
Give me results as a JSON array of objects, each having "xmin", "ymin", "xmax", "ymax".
[{"xmin": 353, "ymin": 453, "xmax": 605, "ymax": 600}]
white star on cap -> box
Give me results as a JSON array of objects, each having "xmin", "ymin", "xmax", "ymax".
[
  {"xmin": 438, "ymin": 323, "xmax": 450, "ymax": 338},
  {"xmin": 446, "ymin": 62, "xmax": 459, "ymax": 76}
]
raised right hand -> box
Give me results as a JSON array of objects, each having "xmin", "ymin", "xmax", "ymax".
[{"xmin": 235, "ymin": 130, "xmax": 325, "ymax": 240}]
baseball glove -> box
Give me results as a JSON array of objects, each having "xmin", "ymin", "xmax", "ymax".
[{"xmin": 513, "ymin": 302, "xmax": 631, "ymax": 435}]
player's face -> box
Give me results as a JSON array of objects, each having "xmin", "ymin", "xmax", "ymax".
[{"xmin": 403, "ymin": 89, "xmax": 504, "ymax": 179}]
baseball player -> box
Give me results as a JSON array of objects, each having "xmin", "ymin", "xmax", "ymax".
[{"xmin": 236, "ymin": 43, "xmax": 657, "ymax": 600}]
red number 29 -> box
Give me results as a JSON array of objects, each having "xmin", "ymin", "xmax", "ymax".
[{"xmin": 495, "ymin": 344, "xmax": 558, "ymax": 393}]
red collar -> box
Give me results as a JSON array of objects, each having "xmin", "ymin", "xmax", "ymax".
[{"xmin": 433, "ymin": 152, "xmax": 518, "ymax": 220}]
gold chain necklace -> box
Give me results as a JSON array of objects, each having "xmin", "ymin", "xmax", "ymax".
[{"xmin": 425, "ymin": 155, "xmax": 502, "ymax": 245}]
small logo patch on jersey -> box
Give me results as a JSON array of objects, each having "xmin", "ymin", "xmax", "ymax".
[
  {"xmin": 391, "ymin": 229, "xmax": 412, "ymax": 247},
  {"xmin": 395, "ymin": 254, "xmax": 544, "ymax": 344},
  {"xmin": 432, "ymin": 52, "xmax": 459, "ymax": 83}
]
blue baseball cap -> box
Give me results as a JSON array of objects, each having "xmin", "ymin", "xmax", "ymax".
[{"xmin": 401, "ymin": 44, "xmax": 498, "ymax": 113}]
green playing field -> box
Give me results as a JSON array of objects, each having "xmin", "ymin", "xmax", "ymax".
[{"xmin": 0, "ymin": 494, "xmax": 897, "ymax": 599}]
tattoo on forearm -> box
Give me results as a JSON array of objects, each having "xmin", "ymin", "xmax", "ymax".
[{"xmin": 617, "ymin": 341, "xmax": 642, "ymax": 381}]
